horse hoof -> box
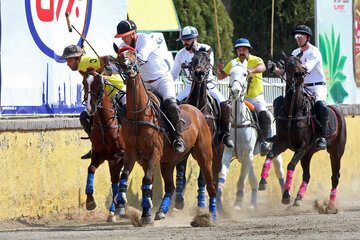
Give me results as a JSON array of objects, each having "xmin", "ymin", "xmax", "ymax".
[
  {"xmin": 141, "ymin": 216, "xmax": 153, "ymax": 225},
  {"xmin": 154, "ymin": 209, "xmax": 166, "ymax": 220},
  {"xmin": 175, "ymin": 197, "xmax": 184, "ymax": 210},
  {"xmin": 325, "ymin": 206, "xmax": 338, "ymax": 214},
  {"xmin": 258, "ymin": 178, "xmax": 268, "ymax": 191},
  {"xmin": 107, "ymin": 212, "xmax": 116, "ymax": 222},
  {"xmin": 86, "ymin": 200, "xmax": 96, "ymax": 211},
  {"xmin": 115, "ymin": 206, "xmax": 126, "ymax": 217},
  {"xmin": 293, "ymin": 195, "xmax": 302, "ymax": 206}
]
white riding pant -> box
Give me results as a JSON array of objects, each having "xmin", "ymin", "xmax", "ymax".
[
  {"xmin": 245, "ymin": 93, "xmax": 267, "ymax": 114},
  {"xmin": 176, "ymin": 82, "xmax": 226, "ymax": 103},
  {"xmin": 143, "ymin": 72, "xmax": 176, "ymax": 100},
  {"xmin": 304, "ymin": 84, "xmax": 327, "ymax": 102}
]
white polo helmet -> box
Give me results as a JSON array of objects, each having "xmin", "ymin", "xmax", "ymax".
[{"xmin": 177, "ymin": 26, "xmax": 199, "ymax": 41}]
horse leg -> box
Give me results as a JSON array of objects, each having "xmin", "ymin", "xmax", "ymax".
[
  {"xmin": 217, "ymin": 146, "xmax": 233, "ymax": 212},
  {"xmin": 174, "ymin": 159, "xmax": 187, "ymax": 210},
  {"xmin": 197, "ymin": 171, "xmax": 206, "ymax": 208},
  {"xmin": 234, "ymin": 152, "xmax": 253, "ymax": 210},
  {"xmin": 155, "ymin": 162, "xmax": 176, "ymax": 220},
  {"xmin": 141, "ymin": 157, "xmax": 160, "ymax": 225},
  {"xmin": 116, "ymin": 151, "xmax": 137, "ymax": 217},
  {"xmin": 259, "ymin": 143, "xmax": 287, "ymax": 191},
  {"xmin": 248, "ymin": 165, "xmax": 258, "ymax": 209},
  {"xmin": 282, "ymin": 148, "xmax": 307, "ymax": 204},
  {"xmin": 293, "ymin": 153, "xmax": 313, "ymax": 206},
  {"xmin": 85, "ymin": 154, "xmax": 105, "ymax": 211},
  {"xmin": 106, "ymin": 159, "xmax": 124, "ymax": 222},
  {"xmin": 193, "ymin": 149, "xmax": 216, "ymax": 220},
  {"xmin": 273, "ymin": 155, "xmax": 285, "ymax": 194}
]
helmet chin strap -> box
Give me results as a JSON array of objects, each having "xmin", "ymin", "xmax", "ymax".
[{"xmin": 300, "ymin": 36, "xmax": 310, "ymax": 48}]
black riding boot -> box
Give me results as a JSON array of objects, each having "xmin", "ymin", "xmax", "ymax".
[
  {"xmin": 220, "ymin": 101, "xmax": 234, "ymax": 148},
  {"xmin": 315, "ymin": 101, "xmax": 329, "ymax": 150},
  {"xmin": 164, "ymin": 98, "xmax": 186, "ymax": 154},
  {"xmin": 258, "ymin": 110, "xmax": 272, "ymax": 156},
  {"xmin": 80, "ymin": 111, "xmax": 92, "ymax": 159}
]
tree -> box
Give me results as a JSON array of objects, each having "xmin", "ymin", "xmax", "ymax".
[
  {"xmin": 164, "ymin": 0, "xmax": 234, "ymax": 65},
  {"xmin": 229, "ymin": 0, "xmax": 314, "ymax": 75}
]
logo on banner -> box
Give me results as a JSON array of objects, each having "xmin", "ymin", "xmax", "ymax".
[{"xmin": 25, "ymin": 0, "xmax": 92, "ymax": 63}]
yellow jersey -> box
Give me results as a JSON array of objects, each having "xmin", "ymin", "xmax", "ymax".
[
  {"xmin": 78, "ymin": 56, "xmax": 124, "ymax": 98},
  {"xmin": 223, "ymin": 54, "xmax": 264, "ymax": 98}
]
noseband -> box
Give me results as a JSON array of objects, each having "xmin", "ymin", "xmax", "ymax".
[{"xmin": 117, "ymin": 48, "xmax": 139, "ymax": 82}]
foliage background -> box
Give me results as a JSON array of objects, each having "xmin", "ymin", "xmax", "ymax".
[{"xmin": 165, "ymin": 0, "xmax": 315, "ymax": 76}]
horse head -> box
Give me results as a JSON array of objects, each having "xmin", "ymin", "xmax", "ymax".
[
  {"xmin": 186, "ymin": 47, "xmax": 213, "ymax": 83},
  {"xmin": 82, "ymin": 67, "xmax": 105, "ymax": 115},
  {"xmin": 113, "ymin": 43, "xmax": 139, "ymax": 80},
  {"xmin": 229, "ymin": 59, "xmax": 248, "ymax": 100},
  {"xmin": 283, "ymin": 53, "xmax": 307, "ymax": 88}
]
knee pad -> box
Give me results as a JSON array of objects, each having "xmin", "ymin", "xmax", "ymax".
[
  {"xmin": 315, "ymin": 101, "xmax": 329, "ymax": 118},
  {"xmin": 79, "ymin": 111, "xmax": 90, "ymax": 127},
  {"xmin": 259, "ymin": 111, "xmax": 271, "ymax": 131},
  {"xmin": 273, "ymin": 96, "xmax": 284, "ymax": 117}
]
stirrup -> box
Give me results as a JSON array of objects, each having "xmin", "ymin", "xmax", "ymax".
[
  {"xmin": 260, "ymin": 142, "xmax": 271, "ymax": 156},
  {"xmin": 173, "ymin": 138, "xmax": 186, "ymax": 154},
  {"xmin": 315, "ymin": 138, "xmax": 327, "ymax": 150}
]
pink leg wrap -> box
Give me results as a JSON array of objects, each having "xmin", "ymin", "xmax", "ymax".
[
  {"xmin": 260, "ymin": 158, "xmax": 272, "ymax": 179},
  {"xmin": 329, "ymin": 188, "xmax": 337, "ymax": 208},
  {"xmin": 284, "ymin": 170, "xmax": 294, "ymax": 191},
  {"xmin": 297, "ymin": 181, "xmax": 308, "ymax": 198}
]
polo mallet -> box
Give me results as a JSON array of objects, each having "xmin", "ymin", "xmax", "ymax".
[{"xmin": 65, "ymin": 12, "xmax": 101, "ymax": 60}]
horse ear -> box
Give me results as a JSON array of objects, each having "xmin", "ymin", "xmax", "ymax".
[
  {"xmin": 207, "ymin": 47, "xmax": 213, "ymax": 55},
  {"xmin": 281, "ymin": 51, "xmax": 287, "ymax": 60},
  {"xmin": 113, "ymin": 43, "xmax": 119, "ymax": 55}
]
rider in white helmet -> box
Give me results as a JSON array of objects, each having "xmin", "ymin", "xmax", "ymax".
[{"xmin": 171, "ymin": 26, "xmax": 234, "ymax": 149}]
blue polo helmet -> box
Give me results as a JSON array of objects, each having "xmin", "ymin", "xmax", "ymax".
[
  {"xmin": 177, "ymin": 26, "xmax": 199, "ymax": 41},
  {"xmin": 234, "ymin": 38, "xmax": 252, "ymax": 50}
]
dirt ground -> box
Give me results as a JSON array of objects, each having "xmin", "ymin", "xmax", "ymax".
[{"xmin": 1, "ymin": 198, "xmax": 360, "ymax": 240}]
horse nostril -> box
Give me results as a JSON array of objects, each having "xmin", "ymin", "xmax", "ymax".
[{"xmin": 195, "ymin": 70, "xmax": 205, "ymax": 78}]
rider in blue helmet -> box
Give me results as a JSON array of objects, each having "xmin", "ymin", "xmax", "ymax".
[{"xmin": 217, "ymin": 37, "xmax": 272, "ymax": 156}]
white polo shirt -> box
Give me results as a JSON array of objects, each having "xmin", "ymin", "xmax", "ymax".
[
  {"xmin": 119, "ymin": 33, "xmax": 169, "ymax": 81},
  {"xmin": 171, "ymin": 43, "xmax": 214, "ymax": 83}
]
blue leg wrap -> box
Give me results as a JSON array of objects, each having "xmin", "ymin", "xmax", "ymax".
[
  {"xmin": 85, "ymin": 174, "xmax": 94, "ymax": 194},
  {"xmin": 159, "ymin": 193, "xmax": 172, "ymax": 214},
  {"xmin": 217, "ymin": 178, "xmax": 225, "ymax": 195},
  {"xmin": 251, "ymin": 188, "xmax": 257, "ymax": 208},
  {"xmin": 117, "ymin": 179, "xmax": 128, "ymax": 204},
  {"xmin": 197, "ymin": 187, "xmax": 206, "ymax": 208},
  {"xmin": 176, "ymin": 171, "xmax": 184, "ymax": 199},
  {"xmin": 141, "ymin": 185, "xmax": 152, "ymax": 215},
  {"xmin": 109, "ymin": 183, "xmax": 119, "ymax": 212},
  {"xmin": 209, "ymin": 197, "xmax": 217, "ymax": 221}
]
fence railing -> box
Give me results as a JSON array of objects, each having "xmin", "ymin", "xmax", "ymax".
[{"xmin": 175, "ymin": 77, "xmax": 285, "ymax": 106}]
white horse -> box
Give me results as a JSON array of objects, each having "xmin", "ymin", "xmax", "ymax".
[{"xmin": 217, "ymin": 59, "xmax": 285, "ymax": 210}]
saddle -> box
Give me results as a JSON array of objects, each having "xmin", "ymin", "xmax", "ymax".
[{"xmin": 310, "ymin": 106, "xmax": 339, "ymax": 138}]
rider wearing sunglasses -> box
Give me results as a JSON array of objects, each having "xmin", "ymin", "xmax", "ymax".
[{"xmin": 268, "ymin": 25, "xmax": 328, "ymax": 150}]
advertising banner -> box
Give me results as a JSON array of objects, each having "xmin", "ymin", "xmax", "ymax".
[
  {"xmin": 317, "ymin": 0, "xmax": 360, "ymax": 104},
  {"xmin": 0, "ymin": 0, "xmax": 128, "ymax": 114}
]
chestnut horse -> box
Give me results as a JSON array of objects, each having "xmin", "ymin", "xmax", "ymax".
[
  {"xmin": 113, "ymin": 46, "xmax": 216, "ymax": 225},
  {"xmin": 82, "ymin": 68, "xmax": 125, "ymax": 222},
  {"xmin": 175, "ymin": 47, "xmax": 225, "ymax": 210},
  {"xmin": 259, "ymin": 54, "xmax": 346, "ymax": 212}
]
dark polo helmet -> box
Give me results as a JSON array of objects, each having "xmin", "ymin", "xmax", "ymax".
[
  {"xmin": 59, "ymin": 45, "xmax": 84, "ymax": 59},
  {"xmin": 114, "ymin": 20, "xmax": 137, "ymax": 38},
  {"xmin": 292, "ymin": 25, "xmax": 312, "ymax": 37}
]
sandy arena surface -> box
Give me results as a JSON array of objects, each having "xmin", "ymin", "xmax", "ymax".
[{"xmin": 1, "ymin": 199, "xmax": 360, "ymax": 240}]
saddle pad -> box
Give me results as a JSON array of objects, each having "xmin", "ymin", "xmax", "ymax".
[
  {"xmin": 179, "ymin": 107, "xmax": 192, "ymax": 133},
  {"xmin": 326, "ymin": 106, "xmax": 339, "ymax": 138}
]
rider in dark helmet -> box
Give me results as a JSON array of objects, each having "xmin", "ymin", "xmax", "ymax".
[
  {"xmin": 268, "ymin": 24, "xmax": 328, "ymax": 150},
  {"xmin": 115, "ymin": 19, "xmax": 186, "ymax": 154},
  {"xmin": 217, "ymin": 38, "xmax": 271, "ymax": 156}
]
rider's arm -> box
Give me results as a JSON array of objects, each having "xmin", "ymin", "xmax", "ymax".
[
  {"xmin": 248, "ymin": 62, "xmax": 266, "ymax": 74},
  {"xmin": 135, "ymin": 34, "xmax": 157, "ymax": 62},
  {"xmin": 170, "ymin": 52, "xmax": 182, "ymax": 81},
  {"xmin": 216, "ymin": 61, "xmax": 231, "ymax": 80}
]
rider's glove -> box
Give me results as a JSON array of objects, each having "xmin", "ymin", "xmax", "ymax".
[{"xmin": 267, "ymin": 60, "xmax": 277, "ymax": 74}]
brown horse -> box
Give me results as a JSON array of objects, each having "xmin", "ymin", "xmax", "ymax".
[
  {"xmin": 82, "ymin": 68, "xmax": 125, "ymax": 222},
  {"xmin": 259, "ymin": 54, "xmax": 346, "ymax": 212},
  {"xmin": 175, "ymin": 47, "xmax": 225, "ymax": 210},
  {"xmin": 113, "ymin": 46, "xmax": 216, "ymax": 225}
]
